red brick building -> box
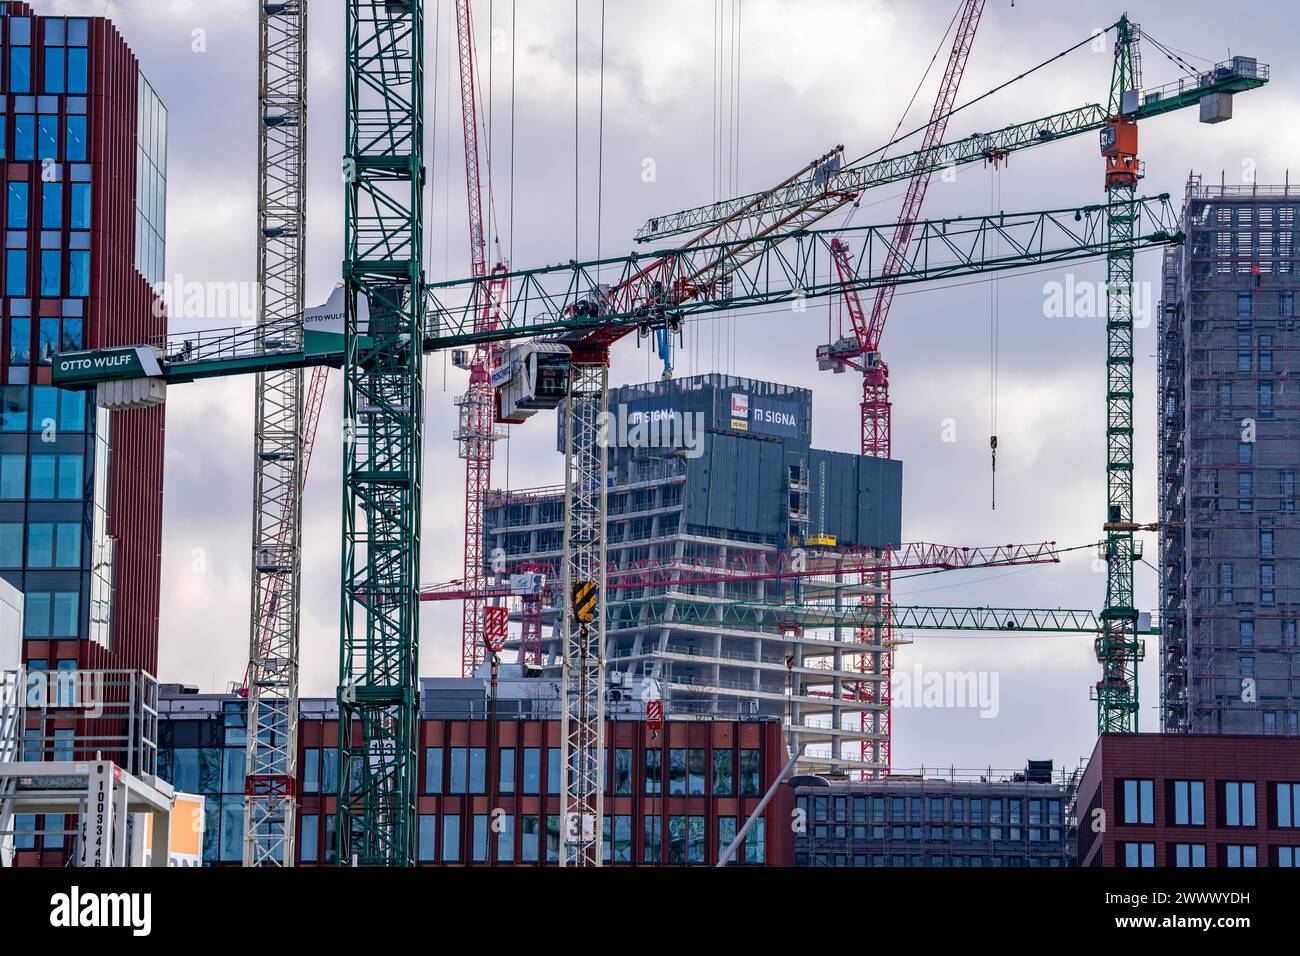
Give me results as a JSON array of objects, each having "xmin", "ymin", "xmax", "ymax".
[
  {"xmin": 1077, "ymin": 733, "xmax": 1300, "ymax": 867},
  {"xmin": 153, "ymin": 685, "xmax": 796, "ymax": 867}
]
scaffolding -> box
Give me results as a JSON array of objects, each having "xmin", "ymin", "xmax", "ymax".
[{"xmin": 1159, "ymin": 173, "xmax": 1300, "ymax": 735}]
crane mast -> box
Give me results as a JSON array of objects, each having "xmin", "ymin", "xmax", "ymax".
[
  {"xmin": 244, "ymin": 0, "xmax": 308, "ymax": 867},
  {"xmin": 454, "ymin": 0, "xmax": 507, "ymax": 678},
  {"xmin": 336, "ymin": 0, "xmax": 426, "ymax": 866},
  {"xmin": 841, "ymin": 0, "xmax": 985, "ymax": 776},
  {"xmin": 1096, "ymin": 16, "xmax": 1145, "ymax": 732}
]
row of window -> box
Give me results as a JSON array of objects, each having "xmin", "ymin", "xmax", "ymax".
[
  {"xmin": 0, "ymin": 520, "xmax": 79, "ymax": 569},
  {"xmin": 1122, "ymin": 779, "xmax": 1300, "ymax": 829},
  {"xmin": 298, "ymin": 812, "xmax": 766, "ymax": 867},
  {"xmin": 0, "ymin": 452, "xmax": 83, "ymax": 499},
  {"xmin": 302, "ymin": 745, "xmax": 764, "ymax": 798},
  {"xmin": 1121, "ymin": 841, "xmax": 1300, "ymax": 868},
  {"xmin": 1, "ymin": 384, "xmax": 88, "ymax": 432},
  {"xmin": 799, "ymin": 792, "xmax": 1063, "ymax": 825},
  {"xmin": 0, "ymin": 111, "xmax": 89, "ymax": 163},
  {"xmin": 801, "ymin": 823, "xmax": 1065, "ymax": 846},
  {"xmin": 3, "ymin": 15, "xmax": 91, "ymax": 93},
  {"xmin": 797, "ymin": 854, "xmax": 1065, "ymax": 867},
  {"xmin": 1, "ymin": 248, "xmax": 89, "ymax": 297},
  {"xmin": 6, "ymin": 181, "xmax": 91, "ymax": 229}
]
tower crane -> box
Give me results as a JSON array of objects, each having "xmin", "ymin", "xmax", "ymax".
[
  {"xmin": 838, "ymin": 0, "xmax": 984, "ymax": 778},
  {"xmin": 56, "ymin": 187, "xmax": 1184, "ymax": 867},
  {"xmin": 639, "ymin": 15, "xmax": 1266, "ymax": 742},
  {"xmin": 453, "ymin": 0, "xmax": 512, "ymax": 679},
  {"xmin": 243, "ymin": 0, "xmax": 309, "ymax": 868}
]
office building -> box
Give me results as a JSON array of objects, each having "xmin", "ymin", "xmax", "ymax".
[
  {"xmin": 1076, "ymin": 732, "xmax": 1300, "ymax": 867},
  {"xmin": 0, "ymin": 1, "xmax": 167, "ymax": 675}
]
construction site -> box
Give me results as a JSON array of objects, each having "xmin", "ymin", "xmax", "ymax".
[{"xmin": 0, "ymin": 0, "xmax": 1296, "ymax": 889}]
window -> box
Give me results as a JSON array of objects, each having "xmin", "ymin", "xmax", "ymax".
[
  {"xmin": 1280, "ymin": 847, "xmax": 1300, "ymax": 867},
  {"xmin": 1277, "ymin": 783, "xmax": 1300, "ymax": 828},
  {"xmin": 520, "ymin": 815, "xmax": 539, "ymax": 863},
  {"xmin": 65, "ymin": 115, "xmax": 86, "ymax": 162},
  {"xmin": 1261, "ymin": 529, "xmax": 1275, "ymax": 557},
  {"xmin": 1238, "ymin": 291, "xmax": 1253, "ymax": 316},
  {"xmin": 717, "ymin": 816, "xmax": 737, "ymax": 865},
  {"xmin": 1173, "ymin": 780, "xmax": 1205, "ymax": 826},
  {"xmin": 606, "ymin": 815, "xmax": 632, "ymax": 864},
  {"xmin": 0, "ymin": 455, "xmax": 24, "ymax": 499},
  {"xmin": 27, "ymin": 522, "xmax": 80, "ymax": 569},
  {"xmin": 687, "ymin": 749, "xmax": 706, "ymax": 796},
  {"xmin": 1122, "ymin": 779, "xmax": 1154, "ymax": 825},
  {"xmin": 29, "ymin": 455, "xmax": 81, "ymax": 500},
  {"xmin": 1224, "ymin": 782, "xmax": 1256, "ymax": 827},
  {"xmin": 609, "ymin": 747, "xmax": 632, "ymax": 795},
  {"xmin": 739, "ymin": 749, "xmax": 760, "ymax": 796},
  {"xmin": 668, "ymin": 748, "xmax": 687, "ymax": 795},
  {"xmin": 441, "ymin": 815, "xmax": 461, "ymax": 863},
  {"xmin": 1172, "ymin": 843, "xmax": 1206, "ymax": 868},
  {"xmin": 468, "ymin": 747, "xmax": 486, "ymax": 794},
  {"xmin": 644, "ymin": 748, "xmax": 662, "ymax": 795},
  {"xmin": 1238, "ymin": 471, "xmax": 1253, "ymax": 511},
  {"xmin": 301, "ymin": 748, "xmax": 320, "ymax": 795},
  {"xmin": 7, "ymin": 249, "xmax": 27, "ymax": 296},
  {"xmin": 1259, "ymin": 382, "xmax": 1274, "ymax": 419},
  {"xmin": 423, "ymin": 747, "xmax": 442, "ymax": 794},
  {"xmin": 498, "ymin": 747, "xmax": 515, "ymax": 794},
  {"xmin": 14, "ymin": 114, "xmax": 33, "ymax": 161},
  {"xmin": 471, "ymin": 814, "xmax": 488, "ymax": 863},
  {"xmin": 745, "ymin": 818, "xmax": 766, "ymax": 865},
  {"xmin": 686, "ymin": 815, "xmax": 705, "ymax": 864},
  {"xmin": 522, "ymin": 747, "xmax": 539, "ymax": 794},
  {"xmin": 41, "ymin": 182, "xmax": 62, "ymax": 229},
  {"xmin": 415, "ymin": 815, "xmax": 436, "ymax": 863},
  {"xmin": 7, "ymin": 181, "xmax": 28, "ymax": 228},
  {"xmin": 68, "ymin": 250, "xmax": 89, "ymax": 296},
  {"xmin": 1225, "ymin": 844, "xmax": 1257, "ymax": 867},
  {"xmin": 288, "ymin": 812, "xmax": 315, "ymax": 863},
  {"xmin": 37, "ymin": 114, "xmax": 57, "ymax": 161},
  {"xmin": 495, "ymin": 814, "xmax": 513, "ymax": 863},
  {"xmin": 1239, "ymin": 619, "xmax": 1254, "ymax": 647},
  {"xmin": 0, "ymin": 524, "xmax": 21, "ymax": 568},
  {"xmin": 1122, "ymin": 842, "xmax": 1155, "ymax": 867},
  {"xmin": 1238, "ymin": 441, "xmax": 1253, "ymax": 465},
  {"xmin": 10, "ymin": 45, "xmax": 30, "ymax": 94},
  {"xmin": 644, "ymin": 816, "xmax": 661, "ymax": 864},
  {"xmin": 546, "ymin": 747, "xmax": 560, "ymax": 795}
]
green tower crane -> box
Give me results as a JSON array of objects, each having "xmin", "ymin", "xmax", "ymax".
[{"xmin": 336, "ymin": 0, "xmax": 426, "ymax": 866}]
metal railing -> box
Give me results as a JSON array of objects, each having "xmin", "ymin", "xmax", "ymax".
[{"xmin": 0, "ymin": 669, "xmax": 159, "ymax": 777}]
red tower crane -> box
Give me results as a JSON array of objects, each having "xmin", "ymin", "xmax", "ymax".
[
  {"xmin": 454, "ymin": 0, "xmax": 511, "ymax": 677},
  {"xmin": 828, "ymin": 0, "xmax": 986, "ymax": 775}
]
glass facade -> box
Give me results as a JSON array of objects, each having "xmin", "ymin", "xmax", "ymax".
[
  {"xmin": 134, "ymin": 76, "xmax": 165, "ymax": 286},
  {"xmin": 0, "ymin": 10, "xmax": 164, "ymax": 655}
]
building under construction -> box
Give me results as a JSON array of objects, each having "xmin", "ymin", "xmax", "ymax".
[
  {"xmin": 1160, "ymin": 174, "xmax": 1300, "ymax": 735},
  {"xmin": 490, "ymin": 372, "xmax": 902, "ymax": 775}
]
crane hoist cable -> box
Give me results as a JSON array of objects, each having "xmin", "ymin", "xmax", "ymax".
[
  {"xmin": 845, "ymin": 23, "xmax": 1116, "ymax": 170},
  {"xmin": 988, "ymin": 160, "xmax": 1001, "ymax": 510}
]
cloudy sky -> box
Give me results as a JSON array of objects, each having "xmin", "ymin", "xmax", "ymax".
[{"xmin": 52, "ymin": 0, "xmax": 1300, "ymax": 771}]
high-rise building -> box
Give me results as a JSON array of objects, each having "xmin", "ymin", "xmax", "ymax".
[
  {"xmin": 793, "ymin": 762, "xmax": 1078, "ymax": 867},
  {"xmin": 1159, "ymin": 174, "xmax": 1300, "ymax": 735},
  {"xmin": 488, "ymin": 372, "xmax": 902, "ymax": 775},
  {"xmin": 0, "ymin": 1, "xmax": 166, "ymax": 675}
]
